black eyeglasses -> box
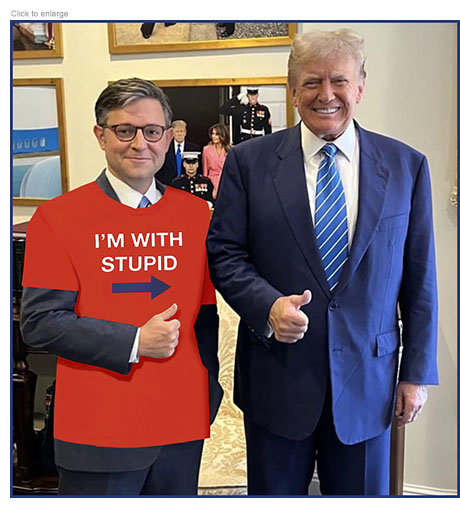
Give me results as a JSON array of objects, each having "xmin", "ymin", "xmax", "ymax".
[{"xmin": 101, "ymin": 124, "xmax": 169, "ymax": 142}]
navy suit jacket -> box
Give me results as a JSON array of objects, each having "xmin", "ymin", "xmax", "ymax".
[
  {"xmin": 156, "ymin": 139, "xmax": 201, "ymax": 185},
  {"xmin": 206, "ymin": 122, "xmax": 438, "ymax": 445}
]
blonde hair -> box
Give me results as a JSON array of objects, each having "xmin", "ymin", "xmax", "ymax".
[
  {"xmin": 172, "ymin": 120, "xmax": 187, "ymax": 129},
  {"xmin": 288, "ymin": 29, "xmax": 366, "ymax": 88}
]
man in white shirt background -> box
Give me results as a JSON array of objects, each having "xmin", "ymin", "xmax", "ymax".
[{"xmin": 155, "ymin": 119, "xmax": 201, "ymax": 185}]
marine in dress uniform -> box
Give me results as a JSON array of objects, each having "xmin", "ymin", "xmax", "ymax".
[
  {"xmin": 171, "ymin": 152, "xmax": 214, "ymax": 204},
  {"xmin": 218, "ymin": 88, "xmax": 272, "ymax": 144}
]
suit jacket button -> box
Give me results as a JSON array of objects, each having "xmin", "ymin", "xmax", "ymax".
[{"xmin": 329, "ymin": 301, "xmax": 337, "ymax": 311}]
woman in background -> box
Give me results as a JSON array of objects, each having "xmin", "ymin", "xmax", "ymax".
[{"xmin": 203, "ymin": 123, "xmax": 231, "ymax": 199}]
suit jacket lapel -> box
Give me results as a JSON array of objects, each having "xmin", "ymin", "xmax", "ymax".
[
  {"xmin": 272, "ymin": 124, "xmax": 331, "ymax": 297},
  {"xmin": 272, "ymin": 122, "xmax": 390, "ymax": 298},
  {"xmin": 95, "ymin": 170, "xmax": 120, "ymax": 201},
  {"xmin": 95, "ymin": 169, "xmax": 167, "ymax": 202},
  {"xmin": 334, "ymin": 123, "xmax": 390, "ymax": 295},
  {"xmin": 156, "ymin": 179, "xmax": 167, "ymax": 195}
]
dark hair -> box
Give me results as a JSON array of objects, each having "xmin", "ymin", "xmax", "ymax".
[
  {"xmin": 95, "ymin": 78, "xmax": 173, "ymax": 126},
  {"xmin": 208, "ymin": 123, "xmax": 231, "ymax": 151}
]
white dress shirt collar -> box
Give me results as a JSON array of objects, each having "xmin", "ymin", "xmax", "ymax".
[
  {"xmin": 105, "ymin": 169, "xmax": 161, "ymax": 208},
  {"xmin": 299, "ymin": 120, "xmax": 360, "ymax": 247},
  {"xmin": 300, "ymin": 120, "xmax": 356, "ymax": 163}
]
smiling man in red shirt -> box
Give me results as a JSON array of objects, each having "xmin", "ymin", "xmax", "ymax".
[{"xmin": 21, "ymin": 78, "xmax": 222, "ymax": 495}]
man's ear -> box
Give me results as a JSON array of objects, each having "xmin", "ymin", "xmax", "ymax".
[
  {"xmin": 356, "ymin": 79, "xmax": 365, "ymax": 104},
  {"xmin": 93, "ymin": 125, "xmax": 106, "ymax": 151},
  {"xmin": 164, "ymin": 127, "xmax": 174, "ymax": 146},
  {"xmin": 290, "ymin": 85, "xmax": 299, "ymax": 108}
]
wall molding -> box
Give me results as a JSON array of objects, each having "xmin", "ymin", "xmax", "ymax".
[{"xmin": 402, "ymin": 483, "xmax": 457, "ymax": 497}]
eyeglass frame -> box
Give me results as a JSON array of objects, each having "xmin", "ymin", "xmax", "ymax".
[{"xmin": 100, "ymin": 123, "xmax": 171, "ymax": 143}]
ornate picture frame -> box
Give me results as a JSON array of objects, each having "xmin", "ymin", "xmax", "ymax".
[
  {"xmin": 12, "ymin": 23, "xmax": 63, "ymax": 59},
  {"xmin": 108, "ymin": 22, "xmax": 296, "ymax": 54},
  {"xmin": 12, "ymin": 78, "xmax": 69, "ymax": 206}
]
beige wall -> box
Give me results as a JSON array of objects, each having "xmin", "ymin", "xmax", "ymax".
[
  {"xmin": 13, "ymin": 22, "xmax": 291, "ymax": 222},
  {"xmin": 13, "ymin": 21, "xmax": 457, "ymax": 493}
]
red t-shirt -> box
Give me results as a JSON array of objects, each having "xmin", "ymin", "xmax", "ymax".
[{"xmin": 22, "ymin": 182, "xmax": 215, "ymax": 448}]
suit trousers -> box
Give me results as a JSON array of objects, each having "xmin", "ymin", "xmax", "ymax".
[
  {"xmin": 244, "ymin": 386, "xmax": 391, "ymax": 496},
  {"xmin": 58, "ymin": 439, "xmax": 204, "ymax": 495}
]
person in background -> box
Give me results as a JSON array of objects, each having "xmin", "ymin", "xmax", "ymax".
[
  {"xmin": 219, "ymin": 88, "xmax": 272, "ymax": 144},
  {"xmin": 156, "ymin": 119, "xmax": 200, "ymax": 185},
  {"xmin": 171, "ymin": 152, "xmax": 214, "ymax": 205},
  {"xmin": 202, "ymin": 123, "xmax": 231, "ymax": 199}
]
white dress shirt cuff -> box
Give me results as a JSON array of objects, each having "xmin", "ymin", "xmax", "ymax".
[
  {"xmin": 265, "ymin": 322, "xmax": 274, "ymax": 338},
  {"xmin": 129, "ymin": 328, "xmax": 141, "ymax": 363}
]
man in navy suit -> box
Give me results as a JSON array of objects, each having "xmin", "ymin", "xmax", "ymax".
[
  {"xmin": 155, "ymin": 120, "xmax": 201, "ymax": 185},
  {"xmin": 206, "ymin": 29, "xmax": 438, "ymax": 495}
]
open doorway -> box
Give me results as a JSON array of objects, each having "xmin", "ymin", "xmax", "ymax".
[
  {"xmin": 158, "ymin": 77, "xmax": 293, "ymax": 151},
  {"xmin": 163, "ymin": 85, "xmax": 226, "ymax": 150}
]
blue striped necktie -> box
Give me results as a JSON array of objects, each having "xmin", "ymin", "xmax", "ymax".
[
  {"xmin": 314, "ymin": 143, "xmax": 348, "ymax": 292},
  {"xmin": 176, "ymin": 144, "xmax": 182, "ymax": 176},
  {"xmin": 138, "ymin": 195, "xmax": 151, "ymax": 208}
]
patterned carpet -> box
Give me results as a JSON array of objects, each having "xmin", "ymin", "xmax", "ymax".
[{"xmin": 198, "ymin": 294, "xmax": 247, "ymax": 494}]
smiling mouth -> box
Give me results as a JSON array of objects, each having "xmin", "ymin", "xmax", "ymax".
[{"xmin": 313, "ymin": 107, "xmax": 340, "ymax": 114}]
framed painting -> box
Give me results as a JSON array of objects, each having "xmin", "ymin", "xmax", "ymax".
[
  {"xmin": 12, "ymin": 23, "xmax": 63, "ymax": 59},
  {"xmin": 108, "ymin": 22, "xmax": 296, "ymax": 54},
  {"xmin": 153, "ymin": 77, "xmax": 294, "ymax": 149},
  {"xmin": 12, "ymin": 78, "xmax": 69, "ymax": 206}
]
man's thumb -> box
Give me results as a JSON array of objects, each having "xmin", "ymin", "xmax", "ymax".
[
  {"xmin": 289, "ymin": 290, "xmax": 312, "ymax": 308},
  {"xmin": 154, "ymin": 303, "xmax": 178, "ymax": 321}
]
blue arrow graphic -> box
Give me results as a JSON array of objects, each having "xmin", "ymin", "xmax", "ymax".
[{"xmin": 112, "ymin": 275, "xmax": 171, "ymax": 299}]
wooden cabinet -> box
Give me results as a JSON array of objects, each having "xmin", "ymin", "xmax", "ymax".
[{"xmin": 12, "ymin": 223, "xmax": 58, "ymax": 495}]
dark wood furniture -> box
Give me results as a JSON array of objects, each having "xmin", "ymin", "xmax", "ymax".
[
  {"xmin": 12, "ymin": 222, "xmax": 58, "ymax": 495},
  {"xmin": 390, "ymin": 417, "xmax": 405, "ymax": 495}
]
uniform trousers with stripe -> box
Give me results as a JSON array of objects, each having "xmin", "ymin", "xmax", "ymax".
[
  {"xmin": 244, "ymin": 384, "xmax": 391, "ymax": 496},
  {"xmin": 58, "ymin": 439, "xmax": 204, "ymax": 496}
]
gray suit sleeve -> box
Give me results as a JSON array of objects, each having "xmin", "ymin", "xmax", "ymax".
[{"xmin": 20, "ymin": 286, "xmax": 137, "ymax": 375}]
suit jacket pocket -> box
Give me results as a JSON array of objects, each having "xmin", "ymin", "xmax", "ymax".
[
  {"xmin": 375, "ymin": 212, "xmax": 408, "ymax": 231},
  {"xmin": 376, "ymin": 329, "xmax": 400, "ymax": 357}
]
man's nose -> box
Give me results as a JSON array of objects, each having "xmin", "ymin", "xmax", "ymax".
[
  {"xmin": 130, "ymin": 128, "xmax": 148, "ymax": 148},
  {"xmin": 317, "ymin": 81, "xmax": 335, "ymax": 103}
]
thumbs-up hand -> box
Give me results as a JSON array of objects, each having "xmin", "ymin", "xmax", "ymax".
[
  {"xmin": 268, "ymin": 290, "xmax": 312, "ymax": 343},
  {"xmin": 139, "ymin": 303, "xmax": 181, "ymax": 358}
]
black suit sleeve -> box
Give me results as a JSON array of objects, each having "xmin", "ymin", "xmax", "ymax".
[
  {"xmin": 207, "ymin": 147, "xmax": 284, "ymax": 338},
  {"xmin": 194, "ymin": 304, "xmax": 219, "ymax": 380},
  {"xmin": 194, "ymin": 303, "xmax": 223, "ymax": 424},
  {"xmin": 20, "ymin": 286, "xmax": 137, "ymax": 375},
  {"xmin": 218, "ymin": 96, "xmax": 242, "ymax": 116},
  {"xmin": 265, "ymin": 107, "xmax": 272, "ymax": 135}
]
